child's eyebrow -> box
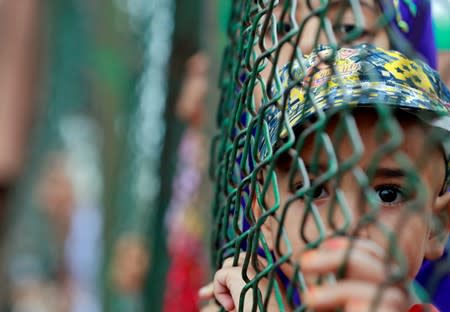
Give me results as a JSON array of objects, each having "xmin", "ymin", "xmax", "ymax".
[
  {"xmin": 373, "ymin": 167, "xmax": 406, "ymax": 179},
  {"xmin": 329, "ymin": 0, "xmax": 376, "ymax": 11},
  {"xmin": 301, "ymin": 164, "xmax": 406, "ymax": 178}
]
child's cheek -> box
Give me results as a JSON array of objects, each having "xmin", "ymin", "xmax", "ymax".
[
  {"xmin": 401, "ymin": 217, "xmax": 429, "ymax": 278},
  {"xmin": 277, "ymin": 201, "xmax": 306, "ymax": 254},
  {"xmin": 371, "ymin": 211, "xmax": 429, "ymax": 279}
]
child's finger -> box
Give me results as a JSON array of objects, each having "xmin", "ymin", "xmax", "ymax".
[
  {"xmin": 327, "ymin": 237, "xmax": 386, "ymax": 260},
  {"xmin": 298, "ymin": 246, "xmax": 386, "ymax": 283},
  {"xmin": 213, "ymin": 267, "xmax": 248, "ymax": 311},
  {"xmin": 213, "ymin": 254, "xmax": 279, "ymax": 311},
  {"xmin": 199, "ymin": 301, "xmax": 221, "ymax": 312},
  {"xmin": 292, "ymin": 237, "xmax": 385, "ymax": 264},
  {"xmin": 344, "ymin": 299, "xmax": 399, "ymax": 312},
  {"xmin": 198, "ymin": 282, "xmax": 214, "ymax": 300},
  {"xmin": 222, "ymin": 253, "xmax": 248, "ymax": 268},
  {"xmin": 303, "ymin": 280, "xmax": 408, "ymax": 311},
  {"xmin": 213, "ymin": 271, "xmax": 236, "ymax": 311}
]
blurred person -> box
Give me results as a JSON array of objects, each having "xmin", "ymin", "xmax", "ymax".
[
  {"xmin": 38, "ymin": 154, "xmax": 75, "ymax": 243},
  {"xmin": 10, "ymin": 281, "xmax": 67, "ymax": 312},
  {"xmin": 112, "ymin": 234, "xmax": 150, "ymax": 294},
  {"xmin": 0, "ymin": 0, "xmax": 41, "ymax": 213},
  {"xmin": 9, "ymin": 154, "xmax": 74, "ymax": 312},
  {"xmin": 111, "ymin": 53, "xmax": 210, "ymax": 304},
  {"xmin": 10, "ymin": 145, "xmax": 102, "ymax": 312},
  {"xmin": 58, "ymin": 117, "xmax": 103, "ymax": 312},
  {"xmin": 162, "ymin": 52, "xmax": 210, "ymax": 312},
  {"xmin": 0, "ymin": 1, "xmax": 42, "ymax": 309}
]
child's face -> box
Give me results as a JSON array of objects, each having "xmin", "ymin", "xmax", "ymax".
[
  {"xmin": 261, "ymin": 110, "xmax": 448, "ymax": 279},
  {"xmin": 265, "ymin": 0, "xmax": 389, "ymax": 52},
  {"xmin": 295, "ymin": 0, "xmax": 389, "ymax": 52},
  {"xmin": 256, "ymin": 0, "xmax": 389, "ymax": 105}
]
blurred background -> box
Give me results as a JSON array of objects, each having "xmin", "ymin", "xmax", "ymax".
[{"xmin": 0, "ymin": 1, "xmax": 448, "ymax": 312}]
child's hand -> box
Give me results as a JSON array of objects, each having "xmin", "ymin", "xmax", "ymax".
[
  {"xmin": 200, "ymin": 238, "xmax": 412, "ymax": 311},
  {"xmin": 198, "ymin": 254, "xmax": 256, "ymax": 311},
  {"xmin": 298, "ymin": 237, "xmax": 411, "ymax": 311},
  {"xmin": 198, "ymin": 253, "xmax": 286, "ymax": 312}
]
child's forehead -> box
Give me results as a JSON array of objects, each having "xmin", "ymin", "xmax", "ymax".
[
  {"xmin": 275, "ymin": 109, "xmax": 440, "ymax": 169},
  {"xmin": 329, "ymin": 0, "xmax": 378, "ymax": 9},
  {"xmin": 305, "ymin": 0, "xmax": 379, "ymax": 10},
  {"xmin": 307, "ymin": 110, "xmax": 429, "ymax": 150},
  {"xmin": 278, "ymin": 0, "xmax": 380, "ymax": 15}
]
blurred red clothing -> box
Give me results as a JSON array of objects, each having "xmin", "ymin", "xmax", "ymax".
[
  {"xmin": 409, "ymin": 303, "xmax": 440, "ymax": 312},
  {"xmin": 163, "ymin": 231, "xmax": 207, "ymax": 312}
]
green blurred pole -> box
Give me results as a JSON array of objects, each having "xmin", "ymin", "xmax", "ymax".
[
  {"xmin": 85, "ymin": 4, "xmax": 143, "ymax": 312},
  {"xmin": 141, "ymin": 0, "xmax": 205, "ymax": 311}
]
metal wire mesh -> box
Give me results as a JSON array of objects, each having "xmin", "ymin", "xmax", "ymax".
[{"xmin": 211, "ymin": 1, "xmax": 450, "ymax": 311}]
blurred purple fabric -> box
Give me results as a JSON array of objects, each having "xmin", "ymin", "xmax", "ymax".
[
  {"xmin": 416, "ymin": 250, "xmax": 450, "ymax": 312},
  {"xmin": 382, "ymin": 0, "xmax": 437, "ymax": 69}
]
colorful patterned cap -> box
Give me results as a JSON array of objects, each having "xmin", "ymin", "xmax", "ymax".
[{"xmin": 261, "ymin": 44, "xmax": 450, "ymax": 189}]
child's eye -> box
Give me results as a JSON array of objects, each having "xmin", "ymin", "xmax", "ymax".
[
  {"xmin": 294, "ymin": 182, "xmax": 328, "ymax": 200},
  {"xmin": 333, "ymin": 24, "xmax": 370, "ymax": 40},
  {"xmin": 276, "ymin": 21, "xmax": 292, "ymax": 34},
  {"xmin": 311, "ymin": 185, "xmax": 328, "ymax": 200},
  {"xmin": 374, "ymin": 185, "xmax": 405, "ymax": 205},
  {"xmin": 334, "ymin": 23, "xmax": 357, "ymax": 35}
]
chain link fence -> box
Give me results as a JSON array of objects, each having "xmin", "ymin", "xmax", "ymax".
[{"xmin": 210, "ymin": 1, "xmax": 450, "ymax": 311}]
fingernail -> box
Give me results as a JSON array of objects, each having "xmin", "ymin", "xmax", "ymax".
[{"xmin": 198, "ymin": 284, "xmax": 213, "ymax": 297}]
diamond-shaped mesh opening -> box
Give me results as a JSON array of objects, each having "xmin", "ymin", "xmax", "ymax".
[{"xmin": 211, "ymin": 1, "xmax": 450, "ymax": 311}]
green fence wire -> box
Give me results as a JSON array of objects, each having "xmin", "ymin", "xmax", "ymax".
[{"xmin": 211, "ymin": 1, "xmax": 450, "ymax": 311}]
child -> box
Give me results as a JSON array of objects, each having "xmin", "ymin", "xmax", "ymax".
[{"xmin": 201, "ymin": 45, "xmax": 450, "ymax": 311}]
